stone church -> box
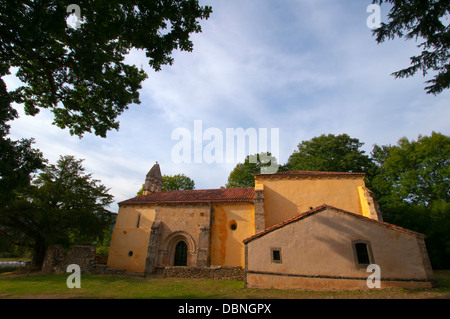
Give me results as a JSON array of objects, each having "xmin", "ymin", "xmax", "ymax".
[{"xmin": 107, "ymin": 163, "xmax": 436, "ymax": 290}]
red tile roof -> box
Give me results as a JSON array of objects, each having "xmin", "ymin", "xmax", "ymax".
[
  {"xmin": 255, "ymin": 171, "xmax": 366, "ymax": 178},
  {"xmin": 243, "ymin": 204, "xmax": 425, "ymax": 244},
  {"xmin": 119, "ymin": 187, "xmax": 255, "ymax": 206}
]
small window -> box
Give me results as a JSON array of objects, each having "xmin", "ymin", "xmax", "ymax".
[
  {"xmin": 128, "ymin": 251, "xmax": 133, "ymax": 257},
  {"xmin": 229, "ymin": 220, "xmax": 237, "ymax": 231},
  {"xmin": 271, "ymin": 248, "xmax": 282, "ymax": 263},
  {"xmin": 352, "ymin": 241, "xmax": 373, "ymax": 268},
  {"xmin": 136, "ymin": 214, "xmax": 141, "ymax": 228}
]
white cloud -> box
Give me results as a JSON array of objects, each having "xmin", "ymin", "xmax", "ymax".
[{"xmin": 5, "ymin": 0, "xmax": 450, "ymax": 212}]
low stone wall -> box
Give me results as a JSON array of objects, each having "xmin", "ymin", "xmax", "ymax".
[
  {"xmin": 163, "ymin": 266, "xmax": 244, "ymax": 281},
  {"xmin": 42, "ymin": 245, "xmax": 94, "ymax": 274},
  {"xmin": 41, "ymin": 244, "xmax": 126, "ymax": 275}
]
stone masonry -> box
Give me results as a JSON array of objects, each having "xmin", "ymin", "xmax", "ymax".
[
  {"xmin": 163, "ymin": 266, "xmax": 244, "ymax": 281},
  {"xmin": 41, "ymin": 245, "xmax": 127, "ymax": 275}
]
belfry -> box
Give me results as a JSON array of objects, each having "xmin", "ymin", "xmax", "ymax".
[{"xmin": 142, "ymin": 162, "xmax": 162, "ymax": 195}]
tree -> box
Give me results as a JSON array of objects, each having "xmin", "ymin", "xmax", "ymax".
[
  {"xmin": 370, "ymin": 132, "xmax": 450, "ymax": 268},
  {"xmin": 0, "ymin": 1, "xmax": 211, "ymax": 257},
  {"xmin": 0, "ymin": 68, "xmax": 45, "ymax": 206},
  {"xmin": 0, "ymin": 137, "xmax": 45, "ymax": 205},
  {"xmin": 371, "ymin": 132, "xmax": 449, "ymax": 207},
  {"xmin": 372, "ymin": 0, "xmax": 450, "ymax": 95},
  {"xmin": 1, "ymin": 61, "xmax": 46, "ymax": 257},
  {"xmin": 137, "ymin": 173, "xmax": 195, "ymax": 195},
  {"xmin": 0, "ymin": 0, "xmax": 212, "ymax": 137},
  {"xmin": 162, "ymin": 174, "xmax": 195, "ymax": 191},
  {"xmin": 225, "ymin": 153, "xmax": 281, "ymax": 188},
  {"xmin": 286, "ymin": 134, "xmax": 375, "ymax": 175},
  {"xmin": 0, "ymin": 155, "xmax": 115, "ymax": 266}
]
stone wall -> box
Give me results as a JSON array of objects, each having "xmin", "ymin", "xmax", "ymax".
[
  {"xmin": 42, "ymin": 245, "xmax": 244, "ymax": 280},
  {"xmin": 41, "ymin": 244, "xmax": 126, "ymax": 275},
  {"xmin": 163, "ymin": 266, "xmax": 244, "ymax": 281}
]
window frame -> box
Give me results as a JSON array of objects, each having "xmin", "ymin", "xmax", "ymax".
[
  {"xmin": 352, "ymin": 240, "xmax": 374, "ymax": 269},
  {"xmin": 271, "ymin": 247, "xmax": 282, "ymax": 264}
]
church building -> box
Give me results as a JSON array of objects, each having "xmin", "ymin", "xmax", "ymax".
[{"xmin": 107, "ymin": 163, "xmax": 436, "ymax": 290}]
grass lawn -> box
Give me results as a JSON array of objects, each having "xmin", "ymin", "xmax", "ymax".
[{"xmin": 0, "ymin": 269, "xmax": 449, "ymax": 299}]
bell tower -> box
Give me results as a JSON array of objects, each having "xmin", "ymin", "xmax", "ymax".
[{"xmin": 143, "ymin": 162, "xmax": 162, "ymax": 195}]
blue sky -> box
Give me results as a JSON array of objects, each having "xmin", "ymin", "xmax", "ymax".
[{"xmin": 6, "ymin": 0, "xmax": 450, "ymax": 212}]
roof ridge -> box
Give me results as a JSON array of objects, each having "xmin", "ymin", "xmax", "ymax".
[
  {"xmin": 119, "ymin": 187, "xmax": 255, "ymax": 206},
  {"xmin": 255, "ymin": 170, "xmax": 366, "ymax": 177},
  {"xmin": 137, "ymin": 186, "xmax": 255, "ymax": 196}
]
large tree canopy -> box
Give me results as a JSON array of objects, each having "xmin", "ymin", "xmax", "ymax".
[
  {"xmin": 286, "ymin": 134, "xmax": 375, "ymax": 174},
  {"xmin": 0, "ymin": 0, "xmax": 212, "ymax": 137},
  {"xmin": 370, "ymin": 132, "xmax": 450, "ymax": 268},
  {"xmin": 372, "ymin": 0, "xmax": 450, "ymax": 95},
  {"xmin": 371, "ymin": 131, "xmax": 449, "ymax": 207},
  {"xmin": 0, "ymin": 65, "xmax": 45, "ymax": 205},
  {"xmin": 225, "ymin": 135, "xmax": 373, "ymax": 189},
  {"xmin": 0, "ymin": 155, "xmax": 115, "ymax": 266}
]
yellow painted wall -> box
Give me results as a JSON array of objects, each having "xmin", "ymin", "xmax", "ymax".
[
  {"xmin": 107, "ymin": 205, "xmax": 156, "ymax": 272},
  {"xmin": 358, "ymin": 186, "xmax": 372, "ymax": 219},
  {"xmin": 255, "ymin": 176, "xmax": 366, "ymax": 227},
  {"xmin": 114, "ymin": 205, "xmax": 156, "ymax": 229},
  {"xmin": 211, "ymin": 203, "xmax": 255, "ymax": 267}
]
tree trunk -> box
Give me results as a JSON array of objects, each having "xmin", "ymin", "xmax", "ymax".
[{"xmin": 31, "ymin": 239, "xmax": 47, "ymax": 268}]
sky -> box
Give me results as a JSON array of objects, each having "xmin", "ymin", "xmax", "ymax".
[{"xmin": 6, "ymin": 0, "xmax": 450, "ymax": 213}]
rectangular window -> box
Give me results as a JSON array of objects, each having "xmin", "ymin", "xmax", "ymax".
[
  {"xmin": 271, "ymin": 248, "xmax": 282, "ymax": 263},
  {"xmin": 136, "ymin": 214, "xmax": 141, "ymax": 228},
  {"xmin": 355, "ymin": 243, "xmax": 370, "ymax": 264},
  {"xmin": 352, "ymin": 240, "xmax": 373, "ymax": 268}
]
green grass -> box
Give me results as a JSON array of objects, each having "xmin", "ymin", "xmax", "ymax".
[{"xmin": 0, "ymin": 270, "xmax": 449, "ymax": 299}]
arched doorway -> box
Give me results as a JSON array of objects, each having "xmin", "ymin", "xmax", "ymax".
[
  {"xmin": 160, "ymin": 231, "xmax": 196, "ymax": 267},
  {"xmin": 174, "ymin": 241, "xmax": 188, "ymax": 266}
]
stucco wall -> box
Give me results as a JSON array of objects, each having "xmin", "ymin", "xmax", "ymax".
[
  {"xmin": 211, "ymin": 203, "xmax": 255, "ymax": 267},
  {"xmin": 255, "ymin": 176, "xmax": 366, "ymax": 227},
  {"xmin": 107, "ymin": 205, "xmax": 156, "ymax": 272},
  {"xmin": 108, "ymin": 202, "xmax": 255, "ymax": 272},
  {"xmin": 114, "ymin": 205, "xmax": 156, "ymax": 229},
  {"xmin": 245, "ymin": 208, "xmax": 435, "ymax": 290}
]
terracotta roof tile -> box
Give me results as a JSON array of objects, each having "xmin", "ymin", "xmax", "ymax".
[
  {"xmin": 119, "ymin": 187, "xmax": 255, "ymax": 206},
  {"xmin": 255, "ymin": 171, "xmax": 366, "ymax": 178},
  {"xmin": 243, "ymin": 204, "xmax": 425, "ymax": 244}
]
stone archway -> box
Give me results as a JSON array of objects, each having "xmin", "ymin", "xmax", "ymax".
[{"xmin": 161, "ymin": 231, "xmax": 197, "ymax": 267}]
